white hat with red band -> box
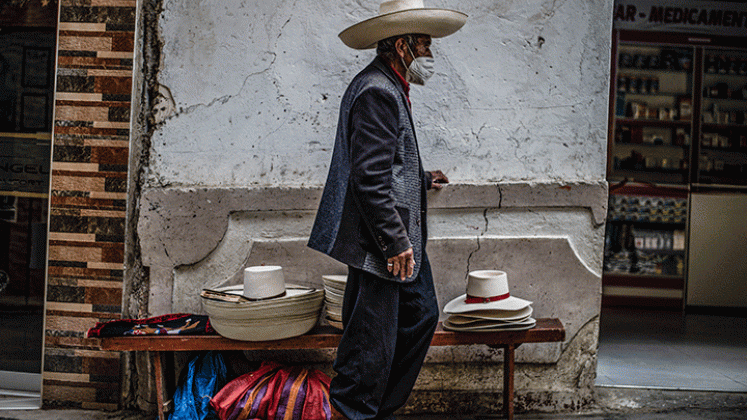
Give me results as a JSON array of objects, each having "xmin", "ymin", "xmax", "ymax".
[{"xmin": 443, "ymin": 270, "xmax": 532, "ymax": 314}]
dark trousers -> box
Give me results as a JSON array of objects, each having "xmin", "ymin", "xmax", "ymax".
[{"xmin": 330, "ymin": 253, "xmax": 439, "ymax": 420}]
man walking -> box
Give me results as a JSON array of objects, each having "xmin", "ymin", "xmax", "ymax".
[{"xmin": 308, "ymin": 1, "xmax": 466, "ymax": 418}]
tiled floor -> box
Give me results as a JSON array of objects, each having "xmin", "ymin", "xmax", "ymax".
[{"xmin": 596, "ymin": 307, "xmax": 747, "ymax": 391}]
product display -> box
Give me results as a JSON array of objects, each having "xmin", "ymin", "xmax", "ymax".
[
  {"xmin": 704, "ymin": 54, "xmax": 747, "ymax": 76},
  {"xmin": 607, "ymin": 194, "xmax": 687, "ymax": 224},
  {"xmin": 611, "ymin": 43, "xmax": 747, "ymax": 187},
  {"xmin": 607, "ymin": 19, "xmax": 746, "ymax": 309},
  {"xmin": 619, "ymin": 49, "xmax": 692, "ymax": 71},
  {"xmin": 604, "ymin": 193, "xmax": 687, "ymax": 278},
  {"xmin": 699, "ymin": 50, "xmax": 747, "ymax": 184},
  {"xmin": 604, "ymin": 249, "xmax": 685, "ymax": 277}
]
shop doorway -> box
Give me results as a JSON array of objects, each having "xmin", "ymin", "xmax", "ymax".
[
  {"xmin": 599, "ymin": 0, "xmax": 747, "ymax": 392},
  {"xmin": 0, "ymin": 0, "xmax": 58, "ymax": 409}
]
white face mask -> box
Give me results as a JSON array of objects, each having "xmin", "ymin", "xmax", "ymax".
[{"xmin": 401, "ymin": 43, "xmax": 434, "ymax": 86}]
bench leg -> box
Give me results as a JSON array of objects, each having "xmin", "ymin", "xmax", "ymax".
[
  {"xmin": 152, "ymin": 351, "xmax": 165, "ymax": 420},
  {"xmin": 503, "ymin": 344, "xmax": 515, "ymax": 420}
]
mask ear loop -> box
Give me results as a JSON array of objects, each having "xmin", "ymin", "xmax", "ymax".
[
  {"xmin": 405, "ymin": 39, "xmax": 418, "ymax": 62},
  {"xmin": 400, "ymin": 38, "xmax": 416, "ymax": 72}
]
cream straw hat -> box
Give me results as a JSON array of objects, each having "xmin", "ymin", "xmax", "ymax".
[
  {"xmin": 339, "ymin": 0, "xmax": 467, "ymax": 50},
  {"xmin": 443, "ymin": 270, "xmax": 532, "ymax": 314}
]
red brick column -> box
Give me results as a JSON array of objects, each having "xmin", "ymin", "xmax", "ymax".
[{"xmin": 44, "ymin": 0, "xmax": 136, "ymax": 409}]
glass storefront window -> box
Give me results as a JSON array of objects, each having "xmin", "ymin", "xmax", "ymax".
[{"xmin": 0, "ymin": 24, "xmax": 56, "ymax": 408}]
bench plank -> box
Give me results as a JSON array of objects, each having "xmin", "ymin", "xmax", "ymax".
[{"xmin": 99, "ymin": 318, "xmax": 564, "ymax": 351}]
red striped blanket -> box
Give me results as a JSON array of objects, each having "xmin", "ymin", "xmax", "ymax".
[{"xmin": 211, "ymin": 361, "xmax": 332, "ymax": 420}]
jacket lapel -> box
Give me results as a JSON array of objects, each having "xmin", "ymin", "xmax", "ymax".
[
  {"xmin": 370, "ymin": 57, "xmax": 424, "ymax": 175},
  {"xmin": 371, "ymin": 58, "xmax": 413, "ymax": 122}
]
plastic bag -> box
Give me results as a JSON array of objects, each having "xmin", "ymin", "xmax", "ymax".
[{"xmin": 170, "ymin": 351, "xmax": 228, "ymax": 420}]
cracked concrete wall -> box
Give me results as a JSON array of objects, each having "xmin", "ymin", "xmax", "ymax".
[
  {"xmin": 134, "ymin": 183, "xmax": 607, "ymax": 413},
  {"xmin": 145, "ymin": 0, "xmax": 612, "ymax": 188},
  {"xmin": 128, "ymin": 0, "xmax": 615, "ymax": 414}
]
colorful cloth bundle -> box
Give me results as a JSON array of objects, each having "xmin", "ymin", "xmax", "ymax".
[
  {"xmin": 86, "ymin": 313, "xmax": 215, "ymax": 337},
  {"xmin": 210, "ymin": 361, "xmax": 332, "ymax": 420}
]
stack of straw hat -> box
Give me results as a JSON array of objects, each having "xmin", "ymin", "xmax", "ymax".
[
  {"xmin": 322, "ymin": 274, "xmax": 347, "ymax": 330},
  {"xmin": 200, "ymin": 266, "xmax": 324, "ymax": 341},
  {"xmin": 443, "ymin": 270, "xmax": 535, "ymax": 331}
]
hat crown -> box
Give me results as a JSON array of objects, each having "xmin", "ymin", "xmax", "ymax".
[
  {"xmin": 466, "ymin": 270, "xmax": 509, "ymax": 298},
  {"xmin": 380, "ymin": 0, "xmax": 425, "ymax": 15},
  {"xmin": 243, "ymin": 265, "xmax": 285, "ymax": 300}
]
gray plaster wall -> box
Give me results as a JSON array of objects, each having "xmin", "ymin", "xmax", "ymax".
[
  {"xmin": 145, "ymin": 0, "xmax": 612, "ymax": 187},
  {"xmin": 127, "ymin": 0, "xmax": 614, "ymax": 415}
]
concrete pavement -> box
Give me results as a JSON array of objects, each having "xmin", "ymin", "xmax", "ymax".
[{"xmin": 0, "ymin": 387, "xmax": 745, "ymax": 419}]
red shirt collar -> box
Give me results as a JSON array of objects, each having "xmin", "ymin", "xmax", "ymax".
[{"xmin": 387, "ymin": 61, "xmax": 410, "ymax": 100}]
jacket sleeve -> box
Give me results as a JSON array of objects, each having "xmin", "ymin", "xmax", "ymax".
[
  {"xmin": 424, "ymin": 171, "xmax": 433, "ymax": 190},
  {"xmin": 349, "ymin": 85, "xmax": 411, "ymax": 259}
]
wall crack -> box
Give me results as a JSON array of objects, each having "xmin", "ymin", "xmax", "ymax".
[{"xmin": 465, "ymin": 207, "xmax": 490, "ymax": 276}]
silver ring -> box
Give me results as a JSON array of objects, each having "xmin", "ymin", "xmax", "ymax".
[{"xmin": 387, "ymin": 262, "xmax": 393, "ymax": 267}]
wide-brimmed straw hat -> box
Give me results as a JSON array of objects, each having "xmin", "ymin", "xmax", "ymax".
[
  {"xmin": 201, "ymin": 264, "xmax": 324, "ymax": 341},
  {"xmin": 339, "ymin": 0, "xmax": 467, "ymax": 50},
  {"xmin": 443, "ymin": 270, "xmax": 532, "ymax": 314},
  {"xmin": 201, "ymin": 284, "xmax": 324, "ymax": 341}
]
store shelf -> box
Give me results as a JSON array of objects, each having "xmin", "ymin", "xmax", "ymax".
[
  {"xmin": 601, "ymin": 272, "xmax": 684, "ymax": 309},
  {"xmin": 623, "ymin": 91, "xmax": 690, "ymax": 97},
  {"xmin": 615, "ymin": 118, "xmax": 692, "ymax": 127},
  {"xmin": 618, "ymin": 66, "xmax": 690, "ymax": 74},
  {"xmin": 701, "ymin": 123, "xmax": 747, "ymax": 130},
  {"xmin": 702, "ymin": 97, "xmax": 747, "ymax": 104},
  {"xmin": 703, "ymin": 72, "xmax": 747, "ymax": 78},
  {"xmin": 699, "ymin": 146, "xmax": 747, "ymax": 155},
  {"xmin": 614, "ymin": 142, "xmax": 688, "ymax": 150},
  {"xmin": 602, "ymin": 272, "xmax": 684, "ymax": 289},
  {"xmin": 696, "ymin": 174, "xmax": 747, "ymax": 186},
  {"xmin": 606, "ymin": 220, "xmax": 686, "ymax": 229},
  {"xmin": 609, "ymin": 170, "xmax": 688, "ymax": 185}
]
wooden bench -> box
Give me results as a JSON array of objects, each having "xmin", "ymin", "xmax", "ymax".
[{"xmin": 99, "ymin": 318, "xmax": 564, "ymax": 420}]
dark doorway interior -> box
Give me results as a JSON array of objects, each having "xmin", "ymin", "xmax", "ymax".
[{"xmin": 0, "ymin": 0, "xmax": 58, "ymax": 407}]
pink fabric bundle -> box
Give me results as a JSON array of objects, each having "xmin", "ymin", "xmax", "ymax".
[{"xmin": 210, "ymin": 361, "xmax": 332, "ymax": 420}]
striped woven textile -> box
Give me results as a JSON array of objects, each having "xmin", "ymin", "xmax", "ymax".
[{"xmin": 211, "ymin": 361, "xmax": 332, "ymax": 420}]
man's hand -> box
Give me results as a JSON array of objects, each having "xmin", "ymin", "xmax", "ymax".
[
  {"xmin": 429, "ymin": 170, "xmax": 449, "ymax": 190},
  {"xmin": 387, "ymin": 247, "xmax": 414, "ymax": 281}
]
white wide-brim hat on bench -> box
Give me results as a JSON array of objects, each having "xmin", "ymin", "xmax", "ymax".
[
  {"xmin": 339, "ymin": 0, "xmax": 467, "ymax": 50},
  {"xmin": 201, "ymin": 265, "xmax": 324, "ymax": 341},
  {"xmin": 444, "ymin": 270, "xmax": 532, "ymax": 314}
]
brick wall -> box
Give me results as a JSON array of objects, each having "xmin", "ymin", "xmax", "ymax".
[{"xmin": 44, "ymin": 0, "xmax": 136, "ymax": 409}]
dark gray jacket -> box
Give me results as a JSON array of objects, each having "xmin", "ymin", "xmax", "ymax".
[{"xmin": 308, "ymin": 57, "xmax": 431, "ymax": 282}]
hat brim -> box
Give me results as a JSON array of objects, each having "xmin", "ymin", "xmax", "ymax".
[
  {"xmin": 202, "ymin": 284, "xmax": 324, "ymax": 319},
  {"xmin": 446, "ymin": 308, "xmax": 533, "ymax": 325},
  {"xmin": 339, "ymin": 8, "xmax": 467, "ymax": 50},
  {"xmin": 210, "ymin": 312, "xmax": 320, "ymax": 341},
  {"xmin": 443, "ymin": 317, "xmax": 537, "ymax": 332},
  {"xmin": 452, "ymin": 306, "xmax": 533, "ymax": 321},
  {"xmin": 443, "ymin": 293, "xmax": 532, "ymax": 314}
]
